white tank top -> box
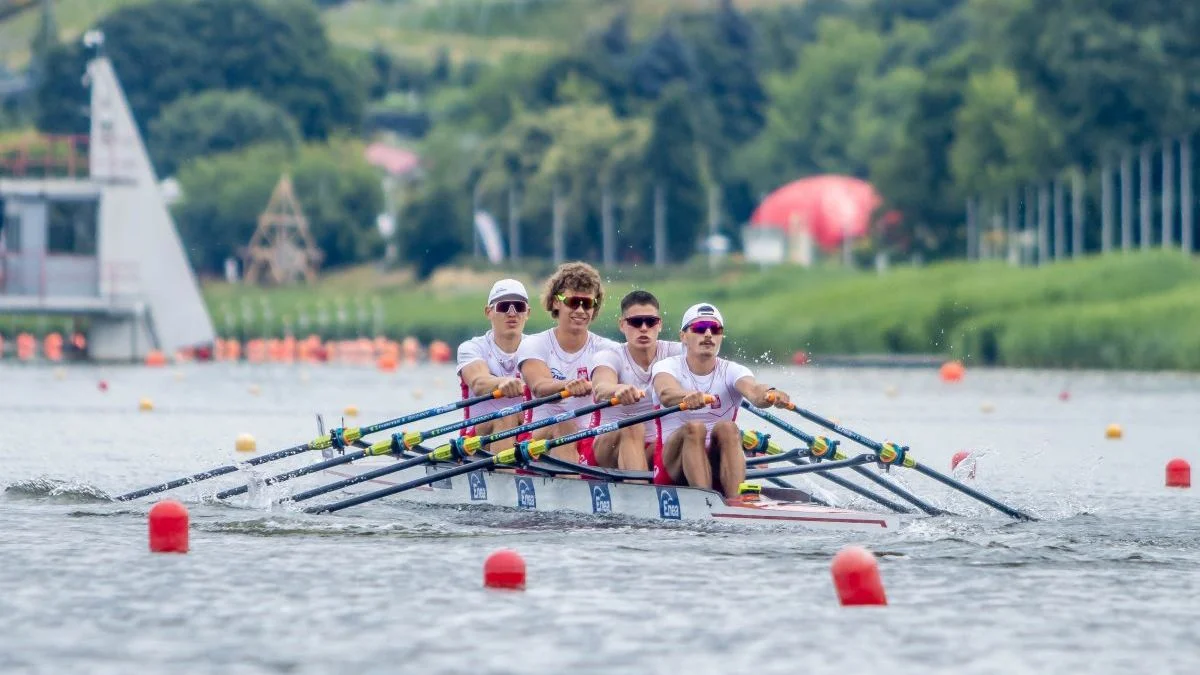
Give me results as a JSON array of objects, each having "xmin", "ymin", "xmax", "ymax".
[
  {"xmin": 456, "ymin": 331, "xmax": 526, "ymax": 417},
  {"xmin": 590, "ymin": 341, "xmax": 683, "ymax": 441},
  {"xmin": 650, "ymin": 355, "xmax": 753, "ymax": 443},
  {"xmin": 516, "ymin": 328, "xmax": 620, "ymax": 421}
]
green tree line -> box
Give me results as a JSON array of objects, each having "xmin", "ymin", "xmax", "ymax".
[{"xmin": 24, "ymin": 0, "xmax": 1200, "ymax": 278}]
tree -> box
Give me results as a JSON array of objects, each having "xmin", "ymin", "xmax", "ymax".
[
  {"xmin": 148, "ymin": 90, "xmax": 301, "ymax": 177},
  {"xmin": 172, "ymin": 140, "xmax": 383, "ymax": 275},
  {"xmin": 642, "ymin": 85, "xmax": 705, "ymax": 262},
  {"xmin": 36, "ymin": 0, "xmax": 363, "ymax": 139}
]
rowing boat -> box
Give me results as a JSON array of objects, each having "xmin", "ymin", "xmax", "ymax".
[{"xmin": 314, "ymin": 454, "xmax": 904, "ymax": 531}]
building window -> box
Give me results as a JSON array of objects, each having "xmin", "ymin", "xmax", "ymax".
[{"xmin": 46, "ymin": 200, "xmax": 98, "ymax": 255}]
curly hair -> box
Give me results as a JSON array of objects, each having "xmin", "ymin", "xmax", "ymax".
[{"xmin": 542, "ymin": 261, "xmax": 604, "ymax": 318}]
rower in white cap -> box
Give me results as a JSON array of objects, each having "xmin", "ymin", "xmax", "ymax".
[
  {"xmin": 650, "ymin": 302, "xmax": 794, "ymax": 499},
  {"xmin": 455, "ymin": 278, "xmax": 531, "ymax": 450}
]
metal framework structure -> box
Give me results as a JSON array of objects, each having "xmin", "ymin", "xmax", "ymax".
[{"xmin": 241, "ymin": 174, "xmax": 323, "ymax": 285}]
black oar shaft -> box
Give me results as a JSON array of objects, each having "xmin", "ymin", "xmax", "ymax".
[
  {"xmin": 215, "ymin": 450, "xmax": 368, "ymax": 500},
  {"xmin": 913, "ymin": 463, "xmax": 1035, "ymax": 521},
  {"xmin": 114, "ymin": 391, "xmax": 501, "ymax": 502},
  {"xmin": 286, "ymin": 452, "xmax": 433, "ymax": 504},
  {"xmin": 847, "ymin": 464, "xmax": 944, "ymax": 516},
  {"xmin": 305, "ymin": 456, "xmax": 494, "ymax": 514},
  {"xmin": 409, "ymin": 391, "xmax": 565, "ymax": 445},
  {"xmin": 747, "ymin": 455, "xmax": 875, "ymax": 478},
  {"xmin": 793, "ymin": 458, "xmax": 911, "ymax": 513}
]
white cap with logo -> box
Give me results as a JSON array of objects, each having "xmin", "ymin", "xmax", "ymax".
[
  {"xmin": 487, "ymin": 278, "xmax": 529, "ymax": 305},
  {"xmin": 680, "ymin": 302, "xmax": 724, "ymax": 330}
]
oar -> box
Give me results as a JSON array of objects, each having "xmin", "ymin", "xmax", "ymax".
[
  {"xmin": 774, "ymin": 401, "xmax": 1037, "ymax": 521},
  {"xmin": 113, "ymin": 390, "xmax": 505, "ymax": 502},
  {"xmin": 740, "ymin": 403, "xmax": 939, "ymax": 515},
  {"xmin": 215, "ymin": 391, "xmax": 570, "ymax": 500},
  {"xmin": 286, "ymin": 396, "xmax": 625, "ymax": 505},
  {"xmin": 304, "ymin": 397, "xmax": 709, "ymax": 514}
]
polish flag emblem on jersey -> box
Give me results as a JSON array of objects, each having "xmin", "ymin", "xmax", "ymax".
[
  {"xmin": 709, "ymin": 394, "xmax": 722, "ymax": 409},
  {"xmin": 577, "ymin": 366, "xmax": 589, "ymax": 380}
]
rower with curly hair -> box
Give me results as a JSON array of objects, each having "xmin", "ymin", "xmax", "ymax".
[{"xmin": 516, "ymin": 261, "xmax": 621, "ymax": 463}]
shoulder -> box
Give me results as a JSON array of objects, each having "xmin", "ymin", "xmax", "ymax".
[
  {"xmin": 722, "ymin": 358, "xmax": 753, "ymax": 383},
  {"xmin": 592, "ymin": 346, "xmax": 621, "ymax": 368},
  {"xmin": 659, "ymin": 340, "xmax": 684, "ymax": 358},
  {"xmin": 593, "ymin": 334, "xmax": 622, "ymax": 352},
  {"xmin": 650, "ymin": 354, "xmax": 682, "ymax": 377},
  {"xmin": 515, "ymin": 330, "xmax": 549, "ymax": 361}
]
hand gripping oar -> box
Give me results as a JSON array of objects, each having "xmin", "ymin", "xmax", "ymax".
[
  {"xmin": 304, "ymin": 397, "xmax": 710, "ymax": 514},
  {"xmin": 739, "ymin": 402, "xmax": 936, "ymax": 515},
  {"xmin": 775, "ymin": 401, "xmax": 1037, "ymax": 521},
  {"xmin": 114, "ymin": 390, "xmax": 506, "ymax": 502},
  {"xmin": 215, "ymin": 391, "xmax": 572, "ymax": 500},
  {"xmin": 287, "ymin": 395, "xmax": 625, "ymax": 505}
]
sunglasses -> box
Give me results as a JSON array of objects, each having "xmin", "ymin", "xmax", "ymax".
[
  {"xmin": 623, "ymin": 315, "xmax": 662, "ymax": 329},
  {"xmin": 493, "ymin": 300, "xmax": 527, "ymax": 314},
  {"xmin": 556, "ymin": 294, "xmax": 597, "ymax": 311},
  {"xmin": 686, "ymin": 320, "xmax": 724, "ymax": 335}
]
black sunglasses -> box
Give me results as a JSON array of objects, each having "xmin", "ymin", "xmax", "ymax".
[
  {"xmin": 493, "ymin": 300, "xmax": 528, "ymax": 314},
  {"xmin": 623, "ymin": 315, "xmax": 662, "ymax": 329}
]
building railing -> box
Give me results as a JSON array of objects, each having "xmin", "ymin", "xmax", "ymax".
[
  {"xmin": 0, "ymin": 135, "xmax": 90, "ymax": 179},
  {"xmin": 0, "ymin": 252, "xmax": 139, "ymax": 307}
]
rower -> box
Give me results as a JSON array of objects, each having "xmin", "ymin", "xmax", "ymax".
[
  {"xmin": 455, "ymin": 278, "xmax": 530, "ymax": 451},
  {"xmin": 516, "ymin": 262, "xmax": 620, "ymax": 463},
  {"xmin": 650, "ymin": 302, "xmax": 794, "ymax": 499},
  {"xmin": 589, "ymin": 290, "xmax": 682, "ymax": 470}
]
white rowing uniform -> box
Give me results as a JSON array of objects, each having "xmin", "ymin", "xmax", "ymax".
[
  {"xmin": 456, "ymin": 330, "xmax": 528, "ymax": 418},
  {"xmin": 650, "ymin": 355, "xmax": 753, "ymax": 443},
  {"xmin": 590, "ymin": 341, "xmax": 684, "ymax": 442},
  {"xmin": 516, "ymin": 329, "xmax": 620, "ymax": 422}
]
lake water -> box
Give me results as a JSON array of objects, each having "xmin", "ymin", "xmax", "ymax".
[{"xmin": 1, "ymin": 362, "xmax": 1198, "ymax": 674}]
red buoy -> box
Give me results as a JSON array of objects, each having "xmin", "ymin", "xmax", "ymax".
[
  {"xmin": 791, "ymin": 350, "xmax": 809, "ymax": 366},
  {"xmin": 483, "ymin": 549, "xmax": 526, "ymax": 590},
  {"xmin": 1166, "ymin": 458, "xmax": 1191, "ymax": 488},
  {"xmin": 98, "ymin": 380, "xmax": 109, "ymax": 392},
  {"xmin": 831, "ymin": 545, "xmax": 887, "ymax": 606},
  {"xmin": 148, "ymin": 500, "xmax": 189, "ymax": 553},
  {"xmin": 1058, "ymin": 390, "xmax": 1070, "ymax": 401},
  {"xmin": 951, "ymin": 451, "xmax": 970, "ymax": 470}
]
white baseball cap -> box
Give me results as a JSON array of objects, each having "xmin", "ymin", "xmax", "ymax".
[
  {"xmin": 487, "ymin": 278, "xmax": 529, "ymax": 305},
  {"xmin": 680, "ymin": 302, "xmax": 724, "ymax": 330}
]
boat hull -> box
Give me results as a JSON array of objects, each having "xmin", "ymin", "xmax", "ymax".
[{"xmin": 317, "ymin": 457, "xmax": 902, "ymax": 532}]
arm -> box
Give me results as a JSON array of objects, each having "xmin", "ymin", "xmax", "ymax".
[
  {"xmin": 520, "ymin": 359, "xmax": 590, "ymax": 397},
  {"xmin": 652, "ymin": 372, "xmax": 707, "ymax": 410},
  {"xmin": 459, "ymin": 360, "xmax": 522, "ymax": 398},
  {"xmin": 734, "ymin": 376, "xmax": 791, "ymax": 409},
  {"xmin": 592, "ymin": 365, "xmax": 642, "ymax": 405}
]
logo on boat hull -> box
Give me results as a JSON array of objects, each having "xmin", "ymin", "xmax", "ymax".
[
  {"xmin": 515, "ymin": 476, "xmax": 537, "ymax": 509},
  {"xmin": 589, "ymin": 482, "xmax": 612, "ymax": 514},
  {"xmin": 468, "ymin": 471, "xmax": 488, "ymax": 501},
  {"xmin": 424, "ymin": 465, "xmax": 453, "ymax": 489},
  {"xmin": 657, "ymin": 487, "xmax": 681, "ymax": 520}
]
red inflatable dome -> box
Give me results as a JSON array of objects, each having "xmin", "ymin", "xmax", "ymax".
[{"xmin": 749, "ymin": 175, "xmax": 883, "ymax": 251}]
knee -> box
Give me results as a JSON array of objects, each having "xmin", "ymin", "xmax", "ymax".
[
  {"xmin": 713, "ymin": 421, "xmax": 738, "ymax": 440},
  {"xmin": 683, "ymin": 422, "xmax": 706, "ymax": 442}
]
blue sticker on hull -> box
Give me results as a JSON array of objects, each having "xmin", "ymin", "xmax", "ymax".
[
  {"xmin": 468, "ymin": 471, "xmax": 488, "ymax": 501},
  {"xmin": 589, "ymin": 482, "xmax": 612, "ymax": 514},
  {"xmin": 657, "ymin": 487, "xmax": 681, "ymax": 520},
  {"xmin": 515, "ymin": 476, "xmax": 537, "ymax": 509}
]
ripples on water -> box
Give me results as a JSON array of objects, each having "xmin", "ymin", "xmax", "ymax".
[{"xmin": 1, "ymin": 364, "xmax": 1198, "ymax": 674}]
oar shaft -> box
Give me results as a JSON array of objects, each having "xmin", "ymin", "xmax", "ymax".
[
  {"xmin": 406, "ymin": 391, "xmax": 566, "ymax": 446},
  {"xmin": 114, "ymin": 392, "xmax": 501, "ymax": 502},
  {"xmin": 358, "ymin": 391, "xmax": 500, "ymax": 436},
  {"xmin": 114, "ymin": 445, "xmax": 312, "ymax": 501},
  {"xmin": 799, "ymin": 463, "xmax": 909, "ymax": 513},
  {"xmin": 286, "ymin": 452, "xmax": 433, "ymax": 504},
  {"xmin": 847, "ymin": 464, "xmax": 944, "ymax": 516},
  {"xmin": 912, "ymin": 463, "xmax": 1036, "ymax": 521},
  {"xmin": 306, "ymin": 456, "xmax": 494, "ymax": 514},
  {"xmin": 215, "ymin": 450, "xmax": 368, "ymax": 500},
  {"xmin": 747, "ymin": 454, "xmax": 875, "ymax": 479}
]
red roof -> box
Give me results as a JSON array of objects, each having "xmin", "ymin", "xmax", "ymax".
[{"xmin": 364, "ymin": 143, "xmax": 420, "ymax": 177}]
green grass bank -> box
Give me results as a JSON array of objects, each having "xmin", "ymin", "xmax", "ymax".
[{"xmin": 199, "ymin": 251, "xmax": 1200, "ymax": 371}]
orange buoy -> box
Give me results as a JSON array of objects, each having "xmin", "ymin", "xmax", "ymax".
[
  {"xmin": 939, "ymin": 360, "xmax": 965, "ymax": 383},
  {"xmin": 484, "ymin": 549, "xmax": 526, "ymax": 590},
  {"xmin": 831, "ymin": 545, "xmax": 886, "ymax": 606},
  {"xmin": 145, "ymin": 350, "xmax": 167, "ymax": 367},
  {"xmin": 1166, "ymin": 458, "xmax": 1191, "ymax": 488},
  {"xmin": 1105, "ymin": 423, "xmax": 1123, "ymax": 440},
  {"xmin": 377, "ymin": 352, "xmax": 398, "ymax": 372},
  {"xmin": 148, "ymin": 500, "xmax": 189, "ymax": 553},
  {"xmin": 428, "ymin": 340, "xmax": 451, "ymax": 364}
]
